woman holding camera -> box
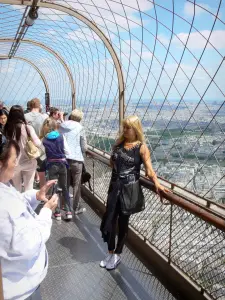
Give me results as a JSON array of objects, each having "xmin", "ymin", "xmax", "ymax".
[{"xmin": 0, "ymin": 134, "xmax": 58, "ymax": 299}]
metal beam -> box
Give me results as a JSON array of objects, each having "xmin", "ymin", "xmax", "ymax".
[
  {"xmin": 0, "ymin": 0, "xmax": 125, "ymax": 128},
  {"xmin": 0, "ymin": 38, "xmax": 76, "ymax": 109},
  {"xmin": 0, "ymin": 55, "xmax": 49, "ymax": 93},
  {"xmin": 8, "ymin": 6, "xmax": 29, "ymax": 58}
]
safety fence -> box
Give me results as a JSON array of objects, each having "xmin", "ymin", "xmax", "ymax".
[{"xmin": 85, "ymin": 147, "xmax": 225, "ymax": 300}]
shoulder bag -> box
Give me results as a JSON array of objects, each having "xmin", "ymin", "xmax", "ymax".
[
  {"xmin": 25, "ymin": 125, "xmax": 41, "ymax": 159},
  {"xmin": 81, "ymin": 163, "xmax": 92, "ymax": 190},
  {"xmin": 69, "ymin": 163, "xmax": 92, "ymax": 191},
  {"xmin": 120, "ymin": 179, "xmax": 145, "ymax": 215}
]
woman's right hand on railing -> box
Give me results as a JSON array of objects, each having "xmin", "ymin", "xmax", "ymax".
[{"xmin": 44, "ymin": 194, "xmax": 58, "ymax": 211}]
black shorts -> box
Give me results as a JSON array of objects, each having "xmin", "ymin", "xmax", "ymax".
[{"xmin": 36, "ymin": 158, "xmax": 46, "ymax": 172}]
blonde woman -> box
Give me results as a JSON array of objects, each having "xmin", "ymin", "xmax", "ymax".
[
  {"xmin": 100, "ymin": 115, "xmax": 170, "ymax": 270},
  {"xmin": 40, "ymin": 118, "xmax": 72, "ymax": 221}
]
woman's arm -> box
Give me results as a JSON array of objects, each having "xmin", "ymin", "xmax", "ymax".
[
  {"xmin": 140, "ymin": 144, "xmax": 169, "ymax": 194},
  {"xmin": 80, "ymin": 128, "xmax": 88, "ymax": 153},
  {"xmin": 140, "ymin": 144, "xmax": 157, "ymax": 180},
  {"xmin": 62, "ymin": 135, "xmax": 70, "ymax": 156},
  {"xmin": 0, "ymin": 204, "xmax": 52, "ymax": 260},
  {"xmin": 22, "ymin": 189, "xmax": 40, "ymax": 210}
]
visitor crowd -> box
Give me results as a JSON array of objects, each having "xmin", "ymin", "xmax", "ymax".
[{"xmin": 0, "ymin": 98, "xmax": 169, "ymax": 299}]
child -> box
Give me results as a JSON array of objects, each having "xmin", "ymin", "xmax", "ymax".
[{"xmin": 40, "ymin": 118, "xmax": 72, "ymax": 220}]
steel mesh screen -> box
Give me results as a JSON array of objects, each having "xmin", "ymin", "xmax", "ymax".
[
  {"xmin": 85, "ymin": 155, "xmax": 225, "ymax": 299},
  {"xmin": 0, "ymin": 0, "xmax": 224, "ymax": 200}
]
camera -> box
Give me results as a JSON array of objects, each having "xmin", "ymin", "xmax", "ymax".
[{"xmin": 50, "ymin": 183, "xmax": 61, "ymax": 197}]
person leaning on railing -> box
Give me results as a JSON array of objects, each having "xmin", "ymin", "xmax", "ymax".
[
  {"xmin": 59, "ymin": 109, "xmax": 88, "ymax": 215},
  {"xmin": 0, "ymin": 134, "xmax": 58, "ymax": 300},
  {"xmin": 100, "ymin": 115, "xmax": 170, "ymax": 270}
]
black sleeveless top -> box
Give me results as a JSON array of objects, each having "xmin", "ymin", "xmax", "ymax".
[
  {"xmin": 100, "ymin": 142, "xmax": 144, "ymax": 240},
  {"xmin": 111, "ymin": 142, "xmax": 143, "ymax": 182}
]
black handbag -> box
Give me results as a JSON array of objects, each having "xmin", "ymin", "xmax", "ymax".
[
  {"xmin": 116, "ymin": 145, "xmax": 145, "ymax": 215},
  {"xmin": 120, "ymin": 180, "xmax": 145, "ymax": 215},
  {"xmin": 70, "ymin": 163, "xmax": 92, "ymax": 191},
  {"xmin": 81, "ymin": 163, "xmax": 92, "ymax": 190}
]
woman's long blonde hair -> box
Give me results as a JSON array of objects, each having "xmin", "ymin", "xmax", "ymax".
[
  {"xmin": 116, "ymin": 115, "xmax": 145, "ymax": 145},
  {"xmin": 39, "ymin": 118, "xmax": 57, "ymax": 139}
]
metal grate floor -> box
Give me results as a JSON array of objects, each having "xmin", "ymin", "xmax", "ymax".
[{"xmin": 41, "ymin": 200, "xmax": 178, "ymax": 300}]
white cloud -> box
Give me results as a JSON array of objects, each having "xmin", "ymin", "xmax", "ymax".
[
  {"xmin": 67, "ymin": 27, "xmax": 101, "ymax": 42},
  {"xmin": 10, "ymin": 5, "xmax": 25, "ymax": 13},
  {"xmin": 172, "ymin": 30, "xmax": 225, "ymax": 50},
  {"xmin": 65, "ymin": 0, "xmax": 153, "ymax": 15},
  {"xmin": 47, "ymin": 29, "xmax": 58, "ymax": 35},
  {"xmin": 183, "ymin": 2, "xmax": 211, "ymax": 17},
  {"xmin": 157, "ymin": 34, "xmax": 169, "ymax": 47},
  {"xmin": 64, "ymin": 0, "xmax": 152, "ymax": 32},
  {"xmin": 38, "ymin": 8, "xmax": 67, "ymax": 21},
  {"xmin": 140, "ymin": 51, "xmax": 153, "ymax": 59},
  {"xmin": 0, "ymin": 67, "xmax": 14, "ymax": 74}
]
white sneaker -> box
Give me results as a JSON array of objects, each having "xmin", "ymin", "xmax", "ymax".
[
  {"xmin": 106, "ymin": 254, "xmax": 121, "ymax": 270},
  {"xmin": 74, "ymin": 207, "xmax": 86, "ymax": 215},
  {"xmin": 65, "ymin": 212, "xmax": 73, "ymax": 220},
  {"xmin": 99, "ymin": 254, "xmax": 113, "ymax": 268}
]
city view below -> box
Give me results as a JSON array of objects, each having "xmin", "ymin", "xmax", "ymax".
[
  {"xmin": 84, "ymin": 99, "xmax": 225, "ymax": 204},
  {"xmin": 1, "ymin": 1, "xmax": 225, "ymax": 299}
]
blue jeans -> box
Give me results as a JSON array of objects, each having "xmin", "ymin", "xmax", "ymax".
[{"xmin": 48, "ymin": 162, "xmax": 71, "ymax": 212}]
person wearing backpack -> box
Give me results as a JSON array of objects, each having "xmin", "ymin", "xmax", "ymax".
[
  {"xmin": 4, "ymin": 105, "xmax": 42, "ymax": 192},
  {"xmin": 40, "ymin": 118, "xmax": 72, "ymax": 221},
  {"xmin": 25, "ymin": 98, "xmax": 48, "ymax": 188}
]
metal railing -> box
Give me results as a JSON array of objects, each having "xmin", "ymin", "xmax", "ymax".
[{"xmin": 85, "ymin": 147, "xmax": 225, "ymax": 300}]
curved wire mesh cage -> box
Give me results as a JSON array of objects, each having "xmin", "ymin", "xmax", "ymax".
[{"xmin": 0, "ymin": 0, "xmax": 224, "ymax": 204}]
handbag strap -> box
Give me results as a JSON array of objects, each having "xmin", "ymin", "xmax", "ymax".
[
  {"xmin": 82, "ymin": 162, "xmax": 87, "ymax": 173},
  {"xmin": 25, "ymin": 125, "xmax": 31, "ymax": 139}
]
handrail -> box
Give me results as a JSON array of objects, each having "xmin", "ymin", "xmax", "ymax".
[
  {"xmin": 87, "ymin": 145, "xmax": 225, "ymax": 212},
  {"xmin": 87, "ymin": 148, "xmax": 225, "ymax": 232}
]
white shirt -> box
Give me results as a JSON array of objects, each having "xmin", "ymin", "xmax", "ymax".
[{"xmin": 0, "ymin": 183, "xmax": 52, "ymax": 299}]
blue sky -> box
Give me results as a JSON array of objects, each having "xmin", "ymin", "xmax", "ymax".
[{"xmin": 0, "ymin": 0, "xmax": 225, "ymax": 108}]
